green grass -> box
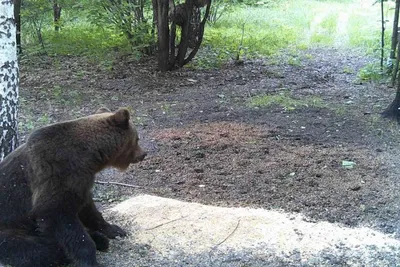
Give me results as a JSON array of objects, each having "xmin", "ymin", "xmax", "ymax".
[
  {"xmin": 46, "ymin": 26, "xmax": 129, "ymax": 56},
  {"xmin": 23, "ymin": 21, "xmax": 132, "ymax": 63},
  {"xmin": 309, "ymin": 12, "xmax": 338, "ymax": 45},
  {"xmin": 193, "ymin": 0, "xmax": 393, "ymax": 68},
  {"xmin": 198, "ymin": 3, "xmax": 314, "ymax": 67},
  {"xmin": 248, "ymin": 92, "xmax": 325, "ymax": 111},
  {"xmin": 21, "ymin": 7, "xmax": 137, "ymax": 67}
]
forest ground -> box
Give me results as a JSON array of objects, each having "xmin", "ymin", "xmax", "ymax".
[{"xmin": 19, "ymin": 47, "xmax": 400, "ymax": 266}]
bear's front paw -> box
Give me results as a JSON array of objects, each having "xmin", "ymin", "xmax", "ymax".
[
  {"xmin": 100, "ymin": 224, "xmax": 127, "ymax": 238},
  {"xmin": 89, "ymin": 231, "xmax": 110, "ymax": 251}
]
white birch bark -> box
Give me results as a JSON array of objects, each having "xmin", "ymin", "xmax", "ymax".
[{"xmin": 0, "ymin": 0, "xmax": 19, "ymax": 161}]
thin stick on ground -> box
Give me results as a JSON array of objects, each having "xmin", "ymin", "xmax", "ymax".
[
  {"xmin": 95, "ymin": 180, "xmax": 143, "ymax": 188},
  {"xmin": 144, "ymin": 215, "xmax": 189, "ymax": 231},
  {"xmin": 208, "ymin": 219, "xmax": 241, "ymax": 264},
  {"xmin": 211, "ymin": 219, "xmax": 241, "ymax": 250}
]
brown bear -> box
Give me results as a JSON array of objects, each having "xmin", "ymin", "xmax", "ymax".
[{"xmin": 0, "ymin": 108, "xmax": 146, "ymax": 267}]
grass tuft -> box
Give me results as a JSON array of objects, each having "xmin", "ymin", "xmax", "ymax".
[{"xmin": 248, "ymin": 92, "xmax": 325, "ymax": 112}]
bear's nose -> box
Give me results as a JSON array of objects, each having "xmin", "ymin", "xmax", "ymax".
[{"xmin": 137, "ymin": 152, "xmax": 147, "ymax": 162}]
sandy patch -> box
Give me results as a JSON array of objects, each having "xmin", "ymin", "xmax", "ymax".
[{"xmin": 100, "ymin": 195, "xmax": 400, "ymax": 266}]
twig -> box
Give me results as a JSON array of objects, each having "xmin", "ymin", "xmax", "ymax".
[
  {"xmin": 208, "ymin": 219, "xmax": 241, "ymax": 265},
  {"xmin": 95, "ymin": 180, "xmax": 143, "ymax": 188},
  {"xmin": 144, "ymin": 215, "xmax": 189, "ymax": 231},
  {"xmin": 211, "ymin": 219, "xmax": 241, "ymax": 250}
]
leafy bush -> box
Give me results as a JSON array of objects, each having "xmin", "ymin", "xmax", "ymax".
[
  {"xmin": 87, "ymin": 0, "xmax": 155, "ymax": 54},
  {"xmin": 357, "ymin": 62, "xmax": 385, "ymax": 82},
  {"xmin": 21, "ymin": 0, "xmax": 53, "ymax": 46},
  {"xmin": 208, "ymin": 0, "xmax": 236, "ymax": 25}
]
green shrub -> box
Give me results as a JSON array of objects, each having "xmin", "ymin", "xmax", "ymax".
[{"xmin": 87, "ymin": 0, "xmax": 155, "ymax": 54}]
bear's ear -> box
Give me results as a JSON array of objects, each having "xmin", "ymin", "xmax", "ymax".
[
  {"xmin": 111, "ymin": 108, "xmax": 130, "ymax": 128},
  {"xmin": 96, "ymin": 107, "xmax": 111, "ymax": 114}
]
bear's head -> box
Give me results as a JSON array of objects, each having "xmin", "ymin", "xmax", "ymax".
[{"xmin": 98, "ymin": 108, "xmax": 147, "ymax": 170}]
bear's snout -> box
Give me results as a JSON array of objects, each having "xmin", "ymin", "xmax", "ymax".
[
  {"xmin": 133, "ymin": 146, "xmax": 147, "ymax": 163},
  {"xmin": 136, "ymin": 152, "xmax": 146, "ymax": 162}
]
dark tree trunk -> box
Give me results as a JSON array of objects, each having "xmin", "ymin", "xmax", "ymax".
[
  {"xmin": 153, "ymin": 0, "xmax": 211, "ymax": 71},
  {"xmin": 184, "ymin": 0, "xmax": 211, "ymax": 65},
  {"xmin": 53, "ymin": 0, "xmax": 62, "ymax": 31},
  {"xmin": 135, "ymin": 0, "xmax": 145, "ymax": 23},
  {"xmin": 155, "ymin": 0, "xmax": 170, "ymax": 71},
  {"xmin": 176, "ymin": 0, "xmax": 194, "ymax": 67},
  {"xmin": 383, "ymin": 33, "xmax": 400, "ymax": 122},
  {"xmin": 390, "ymin": 0, "xmax": 400, "ymax": 61},
  {"xmin": 382, "ymin": 86, "xmax": 400, "ymax": 122},
  {"xmin": 13, "ymin": 0, "xmax": 21, "ymax": 54},
  {"xmin": 169, "ymin": 22, "xmax": 177, "ymax": 68},
  {"xmin": 391, "ymin": 0, "xmax": 400, "ymax": 86}
]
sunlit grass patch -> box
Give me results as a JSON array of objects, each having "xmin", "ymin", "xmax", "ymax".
[
  {"xmin": 309, "ymin": 12, "xmax": 338, "ymax": 45},
  {"xmin": 24, "ymin": 23, "xmax": 130, "ymax": 56},
  {"xmin": 248, "ymin": 92, "xmax": 325, "ymax": 112},
  {"xmin": 195, "ymin": 0, "xmax": 388, "ymax": 68}
]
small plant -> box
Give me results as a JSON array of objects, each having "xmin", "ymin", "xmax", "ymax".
[
  {"xmin": 19, "ymin": 117, "xmax": 35, "ymax": 132},
  {"xmin": 288, "ymin": 56, "xmax": 302, "ymax": 66},
  {"xmin": 334, "ymin": 105, "xmax": 347, "ymax": 116},
  {"xmin": 37, "ymin": 114, "xmax": 51, "ymax": 125},
  {"xmin": 160, "ymin": 103, "xmax": 171, "ymax": 114},
  {"xmin": 357, "ymin": 62, "xmax": 385, "ymax": 81},
  {"xmin": 342, "ymin": 66, "xmax": 354, "ymax": 74},
  {"xmin": 19, "ymin": 113, "xmax": 51, "ymax": 133}
]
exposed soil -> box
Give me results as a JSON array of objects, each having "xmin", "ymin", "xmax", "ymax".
[{"xmin": 20, "ymin": 47, "xmax": 400, "ymax": 244}]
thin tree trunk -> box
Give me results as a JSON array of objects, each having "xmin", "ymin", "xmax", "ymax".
[
  {"xmin": 155, "ymin": 0, "xmax": 169, "ymax": 71},
  {"xmin": 390, "ymin": 0, "xmax": 400, "ymax": 60},
  {"xmin": 152, "ymin": 0, "xmax": 158, "ymax": 45},
  {"xmin": 0, "ymin": 0, "xmax": 19, "ymax": 161},
  {"xmin": 391, "ymin": 36, "xmax": 400, "ymax": 86},
  {"xmin": 53, "ymin": 0, "xmax": 62, "ymax": 31},
  {"xmin": 381, "ymin": 0, "xmax": 385, "ymax": 70},
  {"xmin": 169, "ymin": 22, "xmax": 177, "ymax": 68}
]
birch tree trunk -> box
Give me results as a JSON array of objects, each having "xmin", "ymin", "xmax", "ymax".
[{"xmin": 0, "ymin": 0, "xmax": 19, "ymax": 161}]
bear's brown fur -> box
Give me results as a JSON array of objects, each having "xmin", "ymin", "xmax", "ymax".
[{"xmin": 0, "ymin": 108, "xmax": 146, "ymax": 267}]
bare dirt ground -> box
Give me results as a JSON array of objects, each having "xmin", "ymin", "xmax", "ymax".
[{"xmin": 19, "ymin": 48, "xmax": 400, "ymax": 266}]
